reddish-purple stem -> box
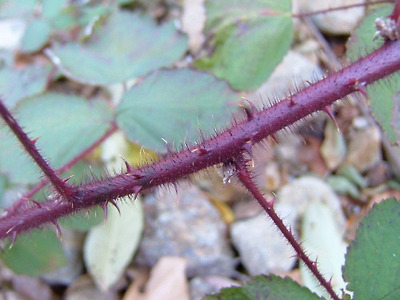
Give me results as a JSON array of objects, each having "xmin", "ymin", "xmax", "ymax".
[
  {"xmin": 0, "ymin": 101, "xmax": 74, "ymax": 199},
  {"xmin": 1, "ymin": 40, "xmax": 400, "ymax": 240},
  {"xmin": 234, "ymin": 155, "xmax": 340, "ymax": 300}
]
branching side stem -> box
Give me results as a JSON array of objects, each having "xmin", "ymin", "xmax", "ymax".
[
  {"xmin": 234, "ymin": 155, "xmax": 341, "ymax": 300},
  {"xmin": 0, "ymin": 101, "xmax": 74, "ymax": 199}
]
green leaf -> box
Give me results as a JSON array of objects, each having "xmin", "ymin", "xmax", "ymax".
[
  {"xmin": 205, "ymin": 275, "xmax": 323, "ymax": 300},
  {"xmin": 84, "ymin": 199, "xmax": 144, "ymax": 291},
  {"xmin": 0, "ymin": 93, "xmax": 114, "ymax": 184},
  {"xmin": 42, "ymin": 0, "xmax": 67, "ymax": 20},
  {"xmin": 346, "ymin": 5, "xmax": 393, "ymax": 62},
  {"xmin": 346, "ymin": 4, "xmax": 400, "ymax": 144},
  {"xmin": 48, "ymin": 9, "xmax": 188, "ymax": 85},
  {"xmin": 0, "ymin": 64, "xmax": 51, "ymax": 108},
  {"xmin": 0, "ymin": 174, "xmax": 6, "ymax": 207},
  {"xmin": 343, "ymin": 198, "xmax": 400, "ymax": 300},
  {"xmin": 337, "ymin": 165, "xmax": 367, "ymax": 189},
  {"xmin": 21, "ymin": 18, "xmax": 51, "ymax": 53},
  {"xmin": 367, "ymin": 77, "xmax": 400, "ymax": 144},
  {"xmin": 0, "ymin": 229, "xmax": 67, "ymax": 276},
  {"xmin": 0, "ymin": 0, "xmax": 37, "ymax": 18},
  {"xmin": 195, "ymin": 0, "xmax": 292, "ymax": 90},
  {"xmin": 116, "ymin": 68, "xmax": 239, "ymax": 151},
  {"xmin": 326, "ymin": 175, "xmax": 360, "ymax": 199}
]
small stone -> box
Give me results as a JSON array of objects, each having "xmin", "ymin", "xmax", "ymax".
[
  {"xmin": 230, "ymin": 213, "xmax": 296, "ymax": 276},
  {"xmin": 383, "ymin": 142, "xmax": 400, "ymax": 179},
  {"xmin": 321, "ymin": 119, "xmax": 347, "ymax": 170},
  {"xmin": 11, "ymin": 275, "xmax": 55, "ymax": 300},
  {"xmin": 250, "ymin": 50, "xmax": 323, "ymax": 107},
  {"xmin": 294, "ymin": 0, "xmax": 365, "ymax": 35},
  {"xmin": 276, "ymin": 177, "xmax": 346, "ymax": 229},
  {"xmin": 0, "ymin": 19, "xmax": 26, "ymax": 50},
  {"xmin": 264, "ymin": 161, "xmax": 281, "ymax": 191},
  {"xmin": 64, "ymin": 275, "xmax": 118, "ymax": 300},
  {"xmin": 190, "ymin": 276, "xmax": 240, "ymax": 300},
  {"xmin": 181, "ymin": 0, "xmax": 205, "ymax": 54},
  {"xmin": 275, "ymin": 132, "xmax": 308, "ymax": 176},
  {"xmin": 344, "ymin": 125, "xmax": 382, "ymax": 173},
  {"xmin": 366, "ymin": 162, "xmax": 390, "ymax": 187},
  {"xmin": 135, "ymin": 183, "xmax": 235, "ymax": 277}
]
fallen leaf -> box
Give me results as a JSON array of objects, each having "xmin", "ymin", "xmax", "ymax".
[{"xmin": 143, "ymin": 256, "xmax": 190, "ymax": 300}]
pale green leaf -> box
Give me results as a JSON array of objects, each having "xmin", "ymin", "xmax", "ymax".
[
  {"xmin": 0, "ymin": 64, "xmax": 51, "ymax": 108},
  {"xmin": 300, "ymin": 201, "xmax": 347, "ymax": 299},
  {"xmin": 116, "ymin": 68, "xmax": 239, "ymax": 151},
  {"xmin": 84, "ymin": 199, "xmax": 144, "ymax": 291},
  {"xmin": 48, "ymin": 9, "xmax": 188, "ymax": 85},
  {"xmin": 21, "ymin": 18, "xmax": 51, "ymax": 53},
  {"xmin": 0, "ymin": 93, "xmax": 113, "ymax": 184},
  {"xmin": 42, "ymin": 0, "xmax": 67, "ymax": 20}
]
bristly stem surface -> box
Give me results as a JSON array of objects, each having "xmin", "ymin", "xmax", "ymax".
[
  {"xmin": 0, "ymin": 101, "xmax": 74, "ymax": 199},
  {"xmin": 0, "ymin": 40, "xmax": 400, "ymax": 240},
  {"xmin": 233, "ymin": 154, "xmax": 341, "ymax": 300}
]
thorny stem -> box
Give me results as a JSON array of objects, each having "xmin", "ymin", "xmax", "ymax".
[
  {"xmin": 21, "ymin": 123, "xmax": 118, "ymax": 200},
  {"xmin": 234, "ymin": 155, "xmax": 341, "ymax": 300},
  {"xmin": 1, "ymin": 39, "xmax": 400, "ymax": 240},
  {"xmin": 0, "ymin": 6, "xmax": 400, "ymax": 297},
  {"xmin": 0, "ymin": 101, "xmax": 74, "ymax": 199}
]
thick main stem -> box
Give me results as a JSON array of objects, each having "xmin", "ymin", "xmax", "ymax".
[
  {"xmin": 233, "ymin": 155, "xmax": 341, "ymax": 300},
  {"xmin": 1, "ymin": 41, "xmax": 400, "ymax": 239},
  {"xmin": 0, "ymin": 101, "xmax": 74, "ymax": 199}
]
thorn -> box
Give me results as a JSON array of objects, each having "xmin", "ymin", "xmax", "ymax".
[
  {"xmin": 102, "ymin": 202, "xmax": 108, "ymax": 219},
  {"xmin": 108, "ymin": 199, "xmax": 121, "ymax": 215},
  {"xmin": 162, "ymin": 138, "xmax": 173, "ymax": 156},
  {"xmin": 345, "ymin": 78, "xmax": 368, "ymax": 98},
  {"xmin": 88, "ymin": 165, "xmax": 96, "ymax": 179},
  {"xmin": 287, "ymin": 96, "xmax": 296, "ymax": 106},
  {"xmin": 267, "ymin": 197, "xmax": 275, "ymax": 207},
  {"xmin": 240, "ymin": 97, "xmax": 257, "ymax": 120},
  {"xmin": 9, "ymin": 231, "xmax": 17, "ymax": 249},
  {"xmin": 322, "ymin": 106, "xmax": 339, "ymax": 131},
  {"xmin": 172, "ymin": 182, "xmax": 178, "ymax": 194},
  {"xmin": 52, "ymin": 220, "xmax": 62, "ymax": 238},
  {"xmin": 62, "ymin": 175, "xmax": 74, "ymax": 183},
  {"xmin": 243, "ymin": 140, "xmax": 253, "ymax": 158},
  {"xmin": 356, "ymin": 83, "xmax": 368, "ymax": 98},
  {"xmin": 31, "ymin": 137, "xmax": 39, "ymax": 145},
  {"xmin": 122, "ymin": 157, "xmax": 134, "ymax": 173},
  {"xmin": 133, "ymin": 186, "xmax": 142, "ymax": 199},
  {"xmin": 312, "ymin": 259, "xmax": 319, "ymax": 268},
  {"xmin": 198, "ymin": 128, "xmax": 206, "ymax": 141},
  {"xmin": 31, "ymin": 200, "xmax": 42, "ymax": 208},
  {"xmin": 270, "ymin": 133, "xmax": 278, "ymax": 143},
  {"xmin": 131, "ymin": 171, "xmax": 144, "ymax": 180},
  {"xmin": 191, "ymin": 147, "xmax": 210, "ymax": 155}
]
